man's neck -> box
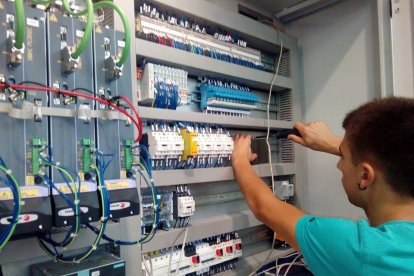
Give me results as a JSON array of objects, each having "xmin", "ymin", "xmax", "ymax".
[{"xmin": 365, "ymin": 190, "xmax": 414, "ymax": 227}]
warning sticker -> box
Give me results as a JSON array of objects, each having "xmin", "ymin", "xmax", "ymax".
[{"xmin": 105, "ymin": 181, "xmax": 130, "ymax": 190}]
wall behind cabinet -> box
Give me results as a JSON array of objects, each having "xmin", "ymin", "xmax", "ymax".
[{"xmin": 286, "ymin": 0, "xmax": 380, "ymax": 218}]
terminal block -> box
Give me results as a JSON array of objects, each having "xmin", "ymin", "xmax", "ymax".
[
  {"xmin": 31, "ymin": 137, "xmax": 45, "ymax": 178},
  {"xmin": 123, "ymin": 139, "xmax": 134, "ymax": 173},
  {"xmin": 200, "ymin": 81, "xmax": 258, "ymax": 117},
  {"xmin": 80, "ymin": 138, "xmax": 93, "ymax": 180}
]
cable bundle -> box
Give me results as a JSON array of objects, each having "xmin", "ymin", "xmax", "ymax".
[{"xmin": 0, "ymin": 157, "xmax": 21, "ymax": 251}]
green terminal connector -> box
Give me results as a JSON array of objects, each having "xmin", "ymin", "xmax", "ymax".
[
  {"xmin": 124, "ymin": 139, "xmax": 133, "ymax": 171},
  {"xmin": 82, "ymin": 138, "xmax": 92, "ymax": 173},
  {"xmin": 32, "ymin": 137, "xmax": 44, "ymax": 176}
]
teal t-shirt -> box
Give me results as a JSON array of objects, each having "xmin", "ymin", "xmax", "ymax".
[{"xmin": 296, "ymin": 216, "xmax": 414, "ymax": 275}]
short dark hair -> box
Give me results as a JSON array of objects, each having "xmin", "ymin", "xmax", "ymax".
[{"xmin": 343, "ymin": 97, "xmax": 414, "ymax": 197}]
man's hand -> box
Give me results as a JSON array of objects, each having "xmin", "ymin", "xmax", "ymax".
[
  {"xmin": 288, "ymin": 121, "xmax": 342, "ymax": 156},
  {"xmin": 231, "ymin": 134, "xmax": 258, "ymax": 164}
]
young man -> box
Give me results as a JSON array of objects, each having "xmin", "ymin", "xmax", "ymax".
[{"xmin": 231, "ymin": 97, "xmax": 414, "ymax": 275}]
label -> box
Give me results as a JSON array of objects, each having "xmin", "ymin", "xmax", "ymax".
[
  {"xmin": 76, "ymin": 30, "xmax": 84, "ymax": 38},
  {"xmin": 58, "ymin": 207, "xmax": 89, "ymax": 217},
  {"xmin": 0, "ymin": 190, "xmax": 12, "ymax": 200},
  {"xmin": 117, "ymin": 40, "xmax": 125, "ymax": 48},
  {"xmin": 56, "ymin": 185, "xmax": 88, "ymax": 194},
  {"xmin": 26, "ymin": 175, "xmax": 35, "ymax": 185},
  {"xmin": 22, "ymin": 189, "xmax": 40, "ymax": 198},
  {"xmin": 120, "ymin": 170, "xmax": 126, "ymax": 179},
  {"xmin": 0, "ymin": 214, "xmax": 38, "ymax": 225},
  {"xmin": 105, "ymin": 181, "xmax": 130, "ymax": 190},
  {"xmin": 26, "ymin": 18, "xmax": 39, "ymax": 28},
  {"xmin": 110, "ymin": 202, "xmax": 131, "ymax": 211}
]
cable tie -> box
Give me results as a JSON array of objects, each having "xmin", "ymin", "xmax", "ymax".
[
  {"xmin": 62, "ymin": 247, "xmax": 67, "ymax": 251},
  {"xmin": 73, "ymin": 259, "xmax": 80, "ymax": 264},
  {"xmin": 92, "ymin": 245, "xmax": 97, "ymax": 251},
  {"xmin": 55, "ymin": 162, "xmax": 60, "ymax": 166},
  {"xmin": 74, "ymin": 199, "xmax": 80, "ymax": 205},
  {"xmin": 5, "ymin": 169, "xmax": 12, "ymax": 175}
]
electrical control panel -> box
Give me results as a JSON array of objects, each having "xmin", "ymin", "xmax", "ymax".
[
  {"xmin": 0, "ymin": 1, "xmax": 141, "ymax": 267},
  {"xmin": 0, "ymin": 1, "xmax": 298, "ymax": 275}
]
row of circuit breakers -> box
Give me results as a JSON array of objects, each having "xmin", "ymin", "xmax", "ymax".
[{"xmin": 0, "ymin": 1, "xmax": 140, "ymax": 243}]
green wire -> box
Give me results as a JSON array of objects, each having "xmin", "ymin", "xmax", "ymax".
[
  {"xmin": 0, "ymin": 165, "xmax": 21, "ymax": 251},
  {"xmin": 14, "ymin": 0, "xmax": 25, "ymax": 49},
  {"xmin": 31, "ymin": 0, "xmax": 56, "ymax": 4},
  {"xmin": 43, "ymin": 161, "xmax": 80, "ymax": 246},
  {"xmin": 93, "ymin": 1, "xmax": 130, "ymax": 67},
  {"xmin": 61, "ymin": 0, "xmax": 94, "ymax": 60}
]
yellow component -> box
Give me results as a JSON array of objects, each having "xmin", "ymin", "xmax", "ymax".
[
  {"xmin": 22, "ymin": 189, "xmax": 39, "ymax": 198},
  {"xmin": 120, "ymin": 170, "xmax": 127, "ymax": 179},
  {"xmin": 26, "ymin": 175, "xmax": 35, "ymax": 185},
  {"xmin": 0, "ymin": 190, "xmax": 12, "ymax": 200},
  {"xmin": 0, "ymin": 186, "xmax": 40, "ymax": 200},
  {"xmin": 78, "ymin": 172, "xmax": 85, "ymax": 181},
  {"xmin": 57, "ymin": 185, "xmax": 88, "ymax": 194},
  {"xmin": 105, "ymin": 181, "xmax": 130, "ymax": 190},
  {"xmin": 180, "ymin": 129, "xmax": 198, "ymax": 161}
]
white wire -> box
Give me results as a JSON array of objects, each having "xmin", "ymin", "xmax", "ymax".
[
  {"xmin": 267, "ymin": 30, "xmax": 284, "ymax": 200},
  {"xmin": 282, "ymin": 254, "xmax": 302, "ymax": 276},
  {"xmin": 174, "ymin": 227, "xmax": 189, "ymax": 276},
  {"xmin": 256, "ymin": 262, "xmax": 305, "ymax": 276},
  {"xmin": 247, "ymin": 249, "xmax": 295, "ymax": 276},
  {"xmin": 142, "ymin": 254, "xmax": 153, "ymax": 276},
  {"xmin": 260, "ymin": 29, "xmax": 285, "ymax": 273},
  {"xmin": 167, "ymin": 227, "xmax": 189, "ymax": 276}
]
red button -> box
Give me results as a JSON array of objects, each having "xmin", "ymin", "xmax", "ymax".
[
  {"xmin": 216, "ymin": 249, "xmax": 223, "ymax": 256},
  {"xmin": 192, "ymin": 256, "xmax": 199, "ymax": 264},
  {"xmin": 226, "ymin": 246, "xmax": 233, "ymax": 253},
  {"xmin": 235, "ymin": 243, "xmax": 242, "ymax": 250},
  {"xmin": 23, "ymin": 215, "xmax": 30, "ymax": 222}
]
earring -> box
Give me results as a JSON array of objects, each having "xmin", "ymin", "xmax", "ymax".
[{"xmin": 357, "ymin": 182, "xmax": 367, "ymax": 191}]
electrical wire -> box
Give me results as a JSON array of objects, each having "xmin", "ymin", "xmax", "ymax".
[
  {"xmin": 40, "ymin": 160, "xmax": 81, "ymax": 248},
  {"xmin": 259, "ymin": 28, "xmax": 285, "ymax": 273},
  {"xmin": 167, "ymin": 227, "xmax": 189, "ymax": 276},
  {"xmin": 282, "ymin": 254, "xmax": 302, "ymax": 276},
  {"xmin": 61, "ymin": 1, "xmax": 130, "ymax": 66},
  {"xmin": 174, "ymin": 227, "xmax": 189, "ymax": 276},
  {"xmin": 38, "ymin": 164, "xmax": 109, "ymax": 263},
  {"xmin": 61, "ymin": 0, "xmax": 94, "ymax": 60},
  {"xmin": 0, "ymin": 83, "xmax": 143, "ymax": 142},
  {"xmin": 0, "ymin": 159, "xmax": 21, "ymax": 251},
  {"xmin": 142, "ymin": 254, "xmax": 154, "ymax": 276},
  {"xmin": 92, "ymin": 1, "xmax": 130, "ymax": 67},
  {"xmin": 115, "ymin": 95, "xmax": 143, "ymax": 141},
  {"xmin": 14, "ymin": 0, "xmax": 25, "ymax": 50},
  {"xmin": 31, "ymin": 0, "xmax": 56, "ymax": 5},
  {"xmin": 254, "ymin": 252, "xmax": 299, "ymax": 276}
]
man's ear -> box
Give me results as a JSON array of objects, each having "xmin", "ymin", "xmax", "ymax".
[{"xmin": 358, "ymin": 162, "xmax": 375, "ymax": 190}]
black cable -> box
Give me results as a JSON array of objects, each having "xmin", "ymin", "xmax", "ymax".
[
  {"xmin": 71, "ymin": 87, "xmax": 95, "ymax": 95},
  {"xmin": 18, "ymin": 81, "xmax": 48, "ymax": 87}
]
